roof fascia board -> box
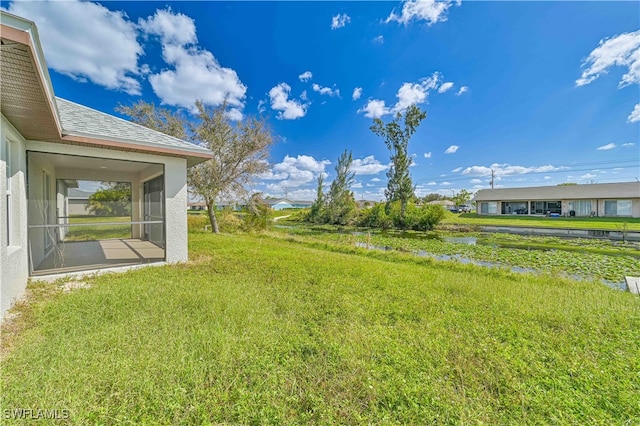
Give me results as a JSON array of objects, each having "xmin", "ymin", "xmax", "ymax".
[{"xmin": 62, "ymin": 134, "xmax": 213, "ymax": 163}]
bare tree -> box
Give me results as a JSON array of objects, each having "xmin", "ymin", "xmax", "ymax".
[
  {"xmin": 189, "ymin": 101, "xmax": 274, "ymax": 233},
  {"xmin": 117, "ymin": 100, "xmax": 274, "ymax": 233}
]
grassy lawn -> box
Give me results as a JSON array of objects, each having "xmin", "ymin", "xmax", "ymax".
[
  {"xmin": 442, "ymin": 213, "xmax": 640, "ymax": 231},
  {"xmin": 2, "ymin": 232, "xmax": 639, "ymax": 424},
  {"xmin": 63, "ymin": 216, "xmax": 131, "ymax": 241}
]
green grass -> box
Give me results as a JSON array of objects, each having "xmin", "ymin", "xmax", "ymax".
[
  {"xmin": 2, "ymin": 232, "xmax": 639, "ymax": 424},
  {"xmin": 442, "ymin": 213, "xmax": 640, "ymax": 231},
  {"xmin": 63, "ymin": 216, "xmax": 131, "ymax": 241}
]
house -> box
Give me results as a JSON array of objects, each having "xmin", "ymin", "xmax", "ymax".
[
  {"xmin": 0, "ymin": 12, "xmax": 212, "ymax": 318},
  {"xmin": 67, "ymin": 188, "xmax": 95, "ymax": 216},
  {"xmin": 266, "ymin": 198, "xmax": 313, "ymax": 211},
  {"xmin": 473, "ymin": 182, "xmax": 640, "ymax": 218}
]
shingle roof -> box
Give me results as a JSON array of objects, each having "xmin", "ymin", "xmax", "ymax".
[
  {"xmin": 474, "ymin": 182, "xmax": 640, "ymax": 201},
  {"xmin": 56, "ymin": 97, "xmax": 211, "ymax": 158}
]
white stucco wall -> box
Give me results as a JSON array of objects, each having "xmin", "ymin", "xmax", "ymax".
[{"xmin": 1, "ymin": 116, "xmax": 29, "ymax": 319}]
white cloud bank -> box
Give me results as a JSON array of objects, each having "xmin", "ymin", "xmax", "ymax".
[
  {"xmin": 269, "ymin": 83, "xmax": 309, "ymax": 120},
  {"xmin": 462, "ymin": 163, "xmax": 567, "ymax": 177},
  {"xmin": 438, "ymin": 82, "xmax": 454, "ymax": 93},
  {"xmin": 352, "ymin": 156, "xmax": 388, "ymax": 175},
  {"xmin": 262, "ymin": 155, "xmax": 331, "ymax": 191},
  {"xmin": 5, "ymin": 3, "xmax": 248, "ymax": 115},
  {"xmin": 385, "ymin": 0, "xmax": 460, "ymax": 26},
  {"xmin": 143, "ymin": 9, "xmax": 246, "ymax": 115},
  {"xmin": 6, "ymin": 0, "xmax": 144, "ymax": 95}
]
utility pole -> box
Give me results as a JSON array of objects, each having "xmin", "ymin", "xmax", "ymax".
[{"xmin": 490, "ymin": 169, "xmax": 495, "ymax": 190}]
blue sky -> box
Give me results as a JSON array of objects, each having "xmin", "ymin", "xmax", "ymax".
[{"xmin": 5, "ymin": 0, "xmax": 640, "ymax": 200}]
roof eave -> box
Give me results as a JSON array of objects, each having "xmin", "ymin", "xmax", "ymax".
[
  {"xmin": 61, "ymin": 134, "xmax": 213, "ymax": 167},
  {"xmin": 0, "ymin": 12, "xmax": 62, "ymax": 137}
]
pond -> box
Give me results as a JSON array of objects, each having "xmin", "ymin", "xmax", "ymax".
[{"xmin": 272, "ymin": 224, "xmax": 638, "ymax": 290}]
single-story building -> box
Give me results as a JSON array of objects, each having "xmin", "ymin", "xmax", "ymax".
[
  {"xmin": 473, "ymin": 182, "xmax": 640, "ymax": 218},
  {"xmin": 67, "ymin": 188, "xmax": 94, "ymax": 216},
  {"xmin": 0, "ymin": 11, "xmax": 212, "ymax": 318},
  {"xmin": 267, "ymin": 198, "xmax": 313, "ymax": 211}
]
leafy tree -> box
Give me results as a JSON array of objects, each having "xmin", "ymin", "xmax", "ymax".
[
  {"xmin": 453, "ymin": 189, "xmax": 472, "ymax": 206},
  {"xmin": 308, "ymin": 174, "xmax": 325, "ymax": 223},
  {"xmin": 370, "ymin": 105, "xmax": 426, "ymax": 219},
  {"xmin": 117, "ymin": 100, "xmax": 274, "ymax": 233},
  {"xmin": 422, "ymin": 193, "xmax": 444, "ymax": 203},
  {"xmin": 557, "ymin": 182, "xmax": 578, "ymax": 186},
  {"xmin": 325, "ymin": 150, "xmax": 356, "ymax": 225},
  {"xmin": 243, "ymin": 192, "xmax": 271, "ymax": 231},
  {"xmin": 86, "ymin": 182, "xmax": 131, "ymax": 217}
]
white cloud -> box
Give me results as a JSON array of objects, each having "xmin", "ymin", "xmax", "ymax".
[
  {"xmin": 462, "ymin": 163, "xmax": 568, "ymax": 177},
  {"xmin": 544, "ymin": 176, "xmax": 553, "ymax": 180},
  {"xmin": 299, "ymin": 71, "xmax": 313, "ymax": 82},
  {"xmin": 628, "ymin": 104, "xmax": 640, "ymax": 123},
  {"xmin": 358, "ymin": 73, "xmax": 441, "ymax": 118},
  {"xmin": 456, "ymin": 86, "xmax": 469, "ymax": 96},
  {"xmin": 427, "ymin": 181, "xmax": 437, "ymax": 186},
  {"xmin": 139, "ymin": 8, "xmax": 196, "ymax": 45},
  {"xmin": 141, "ymin": 9, "xmax": 246, "ymax": 114},
  {"xmin": 438, "ymin": 82, "xmax": 454, "ymax": 93},
  {"xmin": 576, "ymin": 30, "xmax": 640, "ymax": 88},
  {"xmin": 352, "ymin": 156, "xmax": 389, "ymax": 175},
  {"xmin": 352, "ymin": 87, "xmax": 363, "ymax": 101},
  {"xmin": 581, "ymin": 173, "xmax": 597, "ymax": 179},
  {"xmin": 451, "ymin": 166, "xmax": 462, "ymax": 172},
  {"xmin": 331, "ymin": 13, "xmax": 351, "ymax": 30},
  {"xmin": 262, "ymin": 155, "xmax": 331, "ymax": 192},
  {"xmin": 444, "ymin": 145, "xmax": 459, "ymax": 154},
  {"xmin": 312, "ymin": 83, "xmax": 340, "ymax": 97},
  {"xmin": 596, "ymin": 143, "xmax": 616, "ymax": 150},
  {"xmin": 6, "ymin": 0, "xmax": 144, "ymax": 94},
  {"xmin": 352, "ymin": 182, "xmax": 363, "ymax": 189},
  {"xmin": 274, "ymin": 155, "xmax": 331, "ymax": 175},
  {"xmin": 423, "ymin": 152, "xmax": 432, "ymax": 158},
  {"xmin": 359, "ymin": 99, "xmax": 389, "ymax": 119},
  {"xmin": 469, "ymin": 178, "xmax": 482, "ymax": 184},
  {"xmin": 385, "ymin": 0, "xmax": 459, "ymax": 26},
  {"xmin": 441, "ymin": 181, "xmax": 451, "ymax": 186},
  {"xmin": 373, "ymin": 35, "xmax": 384, "ymax": 44},
  {"xmin": 622, "ymin": 142, "xmax": 636, "ymax": 147},
  {"xmin": 269, "ymin": 83, "xmax": 309, "ymax": 120},
  {"xmin": 371, "ymin": 177, "xmax": 381, "ymax": 182}
]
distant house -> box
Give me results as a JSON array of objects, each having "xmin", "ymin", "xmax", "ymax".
[
  {"xmin": 473, "ymin": 182, "xmax": 640, "ymax": 217},
  {"xmin": 267, "ymin": 198, "xmax": 312, "ymax": 211},
  {"xmin": 1, "ymin": 11, "xmax": 212, "ymax": 318},
  {"xmin": 427, "ymin": 199, "xmax": 455, "ymax": 208},
  {"xmin": 67, "ymin": 188, "xmax": 94, "ymax": 215},
  {"xmin": 187, "ymin": 201, "xmax": 207, "ymax": 211}
]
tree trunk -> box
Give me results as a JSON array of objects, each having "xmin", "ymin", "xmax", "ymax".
[{"xmin": 207, "ymin": 202, "xmax": 219, "ymax": 233}]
